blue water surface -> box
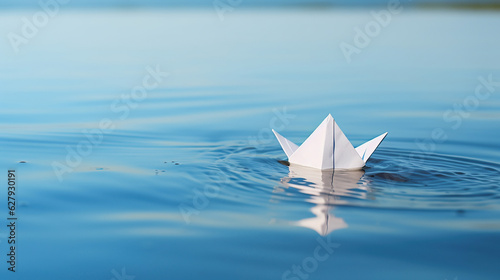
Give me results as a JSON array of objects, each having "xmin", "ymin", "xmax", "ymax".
[{"xmin": 1, "ymin": 7, "xmax": 500, "ymax": 280}]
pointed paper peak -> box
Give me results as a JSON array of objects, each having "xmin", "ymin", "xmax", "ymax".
[
  {"xmin": 272, "ymin": 129, "xmax": 299, "ymax": 158},
  {"xmin": 272, "ymin": 114, "xmax": 387, "ymax": 170},
  {"xmin": 354, "ymin": 132, "xmax": 388, "ymax": 163},
  {"xmin": 321, "ymin": 114, "xmax": 334, "ymax": 127}
]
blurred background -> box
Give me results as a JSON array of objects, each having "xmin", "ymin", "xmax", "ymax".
[{"xmin": 2, "ymin": 0, "xmax": 500, "ymax": 8}]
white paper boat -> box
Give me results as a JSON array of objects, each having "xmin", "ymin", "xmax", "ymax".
[{"xmin": 272, "ymin": 114, "xmax": 387, "ymax": 170}]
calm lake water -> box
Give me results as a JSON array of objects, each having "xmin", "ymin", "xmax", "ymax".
[{"xmin": 1, "ymin": 8, "xmax": 500, "ymax": 280}]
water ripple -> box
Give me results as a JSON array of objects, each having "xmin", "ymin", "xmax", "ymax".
[{"xmin": 204, "ymin": 144, "xmax": 500, "ymax": 211}]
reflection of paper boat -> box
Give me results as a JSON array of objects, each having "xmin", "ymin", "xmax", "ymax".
[
  {"xmin": 280, "ymin": 165, "xmax": 366, "ymax": 236},
  {"xmin": 273, "ymin": 114, "xmax": 387, "ymax": 170}
]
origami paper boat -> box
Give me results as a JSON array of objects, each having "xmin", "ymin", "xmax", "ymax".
[{"xmin": 272, "ymin": 114, "xmax": 387, "ymax": 170}]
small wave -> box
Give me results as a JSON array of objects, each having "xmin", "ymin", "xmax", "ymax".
[{"xmin": 202, "ymin": 144, "xmax": 500, "ymax": 211}]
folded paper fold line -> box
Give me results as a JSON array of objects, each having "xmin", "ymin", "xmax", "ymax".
[
  {"xmin": 272, "ymin": 114, "xmax": 387, "ymax": 170},
  {"xmin": 271, "ymin": 129, "xmax": 299, "ymax": 158}
]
